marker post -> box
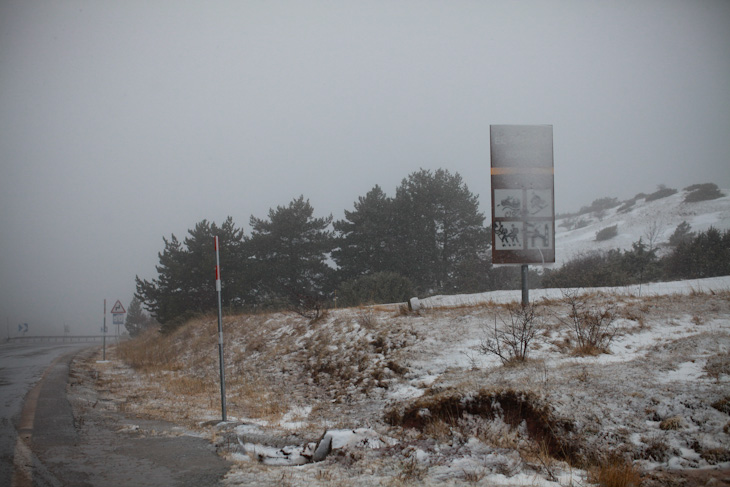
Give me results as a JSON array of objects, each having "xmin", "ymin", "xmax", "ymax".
[
  {"xmin": 103, "ymin": 299, "xmax": 107, "ymax": 360},
  {"xmin": 214, "ymin": 236, "xmax": 227, "ymax": 421}
]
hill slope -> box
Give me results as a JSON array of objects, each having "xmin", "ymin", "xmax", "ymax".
[
  {"xmin": 554, "ymin": 187, "xmax": 730, "ymax": 265},
  {"xmin": 95, "ymin": 277, "xmax": 730, "ymax": 486}
]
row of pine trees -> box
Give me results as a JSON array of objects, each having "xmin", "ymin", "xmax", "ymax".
[
  {"xmin": 135, "ymin": 169, "xmax": 492, "ymax": 331},
  {"xmin": 132, "ymin": 170, "xmax": 730, "ymax": 334}
]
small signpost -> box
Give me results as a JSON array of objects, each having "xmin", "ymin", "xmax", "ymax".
[
  {"xmin": 111, "ymin": 300, "xmax": 126, "ymax": 338},
  {"xmin": 102, "ymin": 299, "xmax": 126, "ymax": 360},
  {"xmin": 490, "ymin": 125, "xmax": 555, "ymax": 306}
]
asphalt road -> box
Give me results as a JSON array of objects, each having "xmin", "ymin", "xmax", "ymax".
[
  {"xmin": 1, "ymin": 342, "xmax": 231, "ymax": 487},
  {"xmin": 1, "ymin": 341, "xmax": 91, "ymax": 486}
]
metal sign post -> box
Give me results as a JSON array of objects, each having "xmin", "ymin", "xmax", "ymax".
[
  {"xmin": 490, "ymin": 125, "xmax": 555, "ymax": 307},
  {"xmin": 102, "ymin": 299, "xmax": 107, "ymax": 360},
  {"xmin": 214, "ymin": 236, "xmax": 227, "ymax": 422},
  {"xmin": 111, "ymin": 300, "xmax": 126, "ymax": 340}
]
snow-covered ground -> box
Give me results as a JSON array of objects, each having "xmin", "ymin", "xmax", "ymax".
[
  {"xmin": 554, "ymin": 188, "xmax": 730, "ymax": 265},
  {"xmin": 95, "ymin": 276, "xmax": 730, "ymax": 486}
]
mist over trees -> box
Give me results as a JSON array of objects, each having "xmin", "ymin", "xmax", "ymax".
[
  {"xmin": 334, "ymin": 169, "xmax": 490, "ymax": 296},
  {"xmin": 135, "ymin": 218, "xmax": 248, "ymax": 331},
  {"xmin": 135, "ymin": 174, "xmax": 729, "ymax": 331},
  {"xmin": 246, "ymin": 195, "xmax": 335, "ymax": 311},
  {"xmin": 135, "ymin": 169, "xmax": 494, "ymax": 329},
  {"xmin": 124, "ymin": 297, "xmax": 158, "ymax": 337}
]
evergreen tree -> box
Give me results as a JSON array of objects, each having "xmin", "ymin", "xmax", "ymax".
[
  {"xmin": 246, "ymin": 196, "xmax": 335, "ymax": 305},
  {"xmin": 135, "ymin": 233, "xmax": 187, "ymax": 327},
  {"xmin": 667, "ymin": 227, "xmax": 730, "ymax": 278},
  {"xmin": 668, "ymin": 221, "xmax": 695, "ymax": 247},
  {"xmin": 621, "ymin": 238, "xmax": 659, "ymax": 284},
  {"xmin": 135, "ymin": 217, "xmax": 246, "ymax": 331},
  {"xmin": 392, "ymin": 169, "xmax": 490, "ymax": 294},
  {"xmin": 333, "ymin": 185, "xmax": 397, "ymax": 281},
  {"xmin": 337, "ymin": 271, "xmax": 413, "ymax": 307},
  {"xmin": 124, "ymin": 297, "xmax": 156, "ymax": 337}
]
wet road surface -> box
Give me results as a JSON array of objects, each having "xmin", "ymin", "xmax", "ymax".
[{"xmin": 2, "ymin": 343, "xmax": 231, "ymax": 486}]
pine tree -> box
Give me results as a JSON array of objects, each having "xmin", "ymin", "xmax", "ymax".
[
  {"xmin": 333, "ymin": 185, "xmax": 397, "ymax": 281},
  {"xmin": 135, "ymin": 217, "xmax": 246, "ymax": 331},
  {"xmin": 246, "ymin": 196, "xmax": 334, "ymax": 305},
  {"xmin": 124, "ymin": 297, "xmax": 156, "ymax": 337},
  {"xmin": 668, "ymin": 221, "xmax": 695, "ymax": 247},
  {"xmin": 392, "ymin": 169, "xmax": 490, "ymax": 294}
]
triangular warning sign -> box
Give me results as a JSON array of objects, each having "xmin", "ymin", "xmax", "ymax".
[{"xmin": 110, "ymin": 300, "xmax": 126, "ymax": 314}]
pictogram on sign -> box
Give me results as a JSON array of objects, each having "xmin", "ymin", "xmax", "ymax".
[{"xmin": 110, "ymin": 300, "xmax": 126, "ymax": 314}]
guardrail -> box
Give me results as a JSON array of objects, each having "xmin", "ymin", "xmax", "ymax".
[{"xmin": 6, "ymin": 335, "xmax": 126, "ymax": 343}]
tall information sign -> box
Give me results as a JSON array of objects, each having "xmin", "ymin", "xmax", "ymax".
[{"xmin": 490, "ymin": 125, "xmax": 555, "ymax": 265}]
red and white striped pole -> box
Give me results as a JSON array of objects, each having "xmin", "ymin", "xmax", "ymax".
[
  {"xmin": 214, "ymin": 236, "xmax": 227, "ymax": 421},
  {"xmin": 103, "ymin": 298, "xmax": 107, "ymax": 360}
]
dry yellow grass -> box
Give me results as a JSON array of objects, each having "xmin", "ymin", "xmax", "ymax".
[{"xmin": 589, "ymin": 457, "xmax": 642, "ymax": 487}]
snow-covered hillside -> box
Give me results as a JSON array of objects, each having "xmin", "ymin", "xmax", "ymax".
[
  {"xmin": 91, "ymin": 276, "xmax": 730, "ymax": 486},
  {"xmin": 554, "ymin": 187, "xmax": 730, "ymax": 265}
]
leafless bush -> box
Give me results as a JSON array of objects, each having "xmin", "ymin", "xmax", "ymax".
[
  {"xmin": 356, "ymin": 309, "xmax": 378, "ymax": 329},
  {"xmin": 289, "ymin": 290, "xmax": 328, "ymax": 323},
  {"xmin": 478, "ymin": 305, "xmax": 542, "ymax": 365},
  {"xmin": 396, "ymin": 454, "xmax": 427, "ymax": 482},
  {"xmin": 559, "ymin": 291, "xmax": 618, "ymax": 355},
  {"xmin": 711, "ymin": 396, "xmax": 730, "ymax": 415},
  {"xmin": 638, "ymin": 437, "xmax": 674, "ymax": 462},
  {"xmin": 700, "ymin": 447, "xmax": 730, "ymax": 464},
  {"xmin": 704, "ymin": 352, "xmax": 730, "ymax": 382}
]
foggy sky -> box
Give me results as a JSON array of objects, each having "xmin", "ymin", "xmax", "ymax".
[{"xmin": 1, "ymin": 1, "xmax": 729, "ymax": 335}]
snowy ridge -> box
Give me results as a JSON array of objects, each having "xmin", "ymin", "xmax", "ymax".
[{"xmin": 554, "ymin": 188, "xmax": 730, "ymax": 265}]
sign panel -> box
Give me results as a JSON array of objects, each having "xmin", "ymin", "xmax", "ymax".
[
  {"xmin": 112, "ymin": 313, "xmax": 125, "ymax": 325},
  {"xmin": 490, "ymin": 125, "xmax": 555, "ymax": 264},
  {"xmin": 110, "ymin": 300, "xmax": 126, "ymax": 314}
]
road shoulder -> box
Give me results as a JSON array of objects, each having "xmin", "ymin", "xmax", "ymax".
[{"xmin": 21, "ymin": 347, "xmax": 232, "ymax": 487}]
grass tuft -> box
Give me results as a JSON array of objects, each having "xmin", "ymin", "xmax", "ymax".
[{"xmin": 589, "ymin": 456, "xmax": 641, "ymax": 487}]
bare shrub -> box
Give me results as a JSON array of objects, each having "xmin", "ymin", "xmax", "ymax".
[
  {"xmin": 524, "ymin": 439, "xmax": 560, "ymax": 482},
  {"xmin": 477, "ymin": 305, "xmax": 542, "ymax": 365},
  {"xmin": 711, "ymin": 396, "xmax": 730, "ymax": 415},
  {"xmin": 559, "ymin": 291, "xmax": 618, "ymax": 354},
  {"xmin": 704, "ymin": 352, "xmax": 730, "ymax": 382},
  {"xmin": 700, "ymin": 447, "xmax": 730, "ymax": 464},
  {"xmin": 396, "ymin": 454, "xmax": 427, "ymax": 482},
  {"xmin": 639, "ymin": 437, "xmax": 673, "ymax": 462},
  {"xmin": 289, "ymin": 291, "xmax": 328, "ymax": 323},
  {"xmin": 461, "ymin": 467, "xmax": 487, "ymax": 483},
  {"xmin": 356, "ymin": 309, "xmax": 378, "ymax": 329}
]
